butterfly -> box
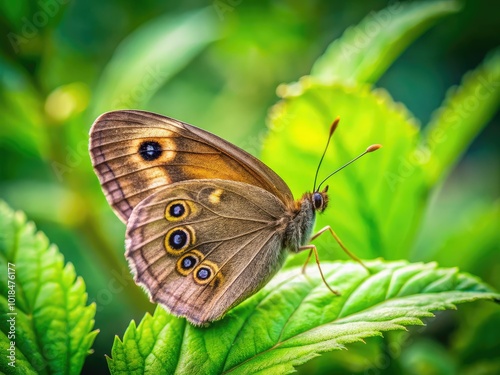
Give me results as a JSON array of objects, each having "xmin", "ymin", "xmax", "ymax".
[{"xmin": 89, "ymin": 110, "xmax": 380, "ymax": 325}]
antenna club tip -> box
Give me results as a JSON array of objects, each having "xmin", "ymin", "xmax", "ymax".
[
  {"xmin": 366, "ymin": 144, "xmax": 382, "ymax": 153},
  {"xmin": 329, "ymin": 117, "xmax": 340, "ymax": 135}
]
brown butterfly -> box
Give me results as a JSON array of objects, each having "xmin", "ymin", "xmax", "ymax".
[{"xmin": 89, "ymin": 110, "xmax": 380, "ymax": 325}]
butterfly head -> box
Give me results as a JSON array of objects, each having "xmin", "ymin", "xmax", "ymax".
[{"xmin": 312, "ymin": 186, "xmax": 329, "ymax": 213}]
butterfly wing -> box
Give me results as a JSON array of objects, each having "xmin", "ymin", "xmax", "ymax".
[
  {"xmin": 125, "ymin": 179, "xmax": 290, "ymax": 325},
  {"xmin": 89, "ymin": 110, "xmax": 293, "ymax": 222}
]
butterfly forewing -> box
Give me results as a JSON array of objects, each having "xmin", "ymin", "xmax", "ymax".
[
  {"xmin": 125, "ymin": 179, "xmax": 290, "ymax": 324},
  {"xmin": 89, "ymin": 110, "xmax": 293, "ymax": 222}
]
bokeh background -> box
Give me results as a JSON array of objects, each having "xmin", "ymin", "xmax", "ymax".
[{"xmin": 1, "ymin": 0, "xmax": 498, "ymax": 373}]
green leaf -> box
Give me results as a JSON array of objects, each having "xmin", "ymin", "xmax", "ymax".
[
  {"xmin": 0, "ymin": 201, "xmax": 97, "ymax": 374},
  {"xmin": 424, "ymin": 48, "xmax": 500, "ymax": 184},
  {"xmin": 90, "ymin": 7, "xmax": 220, "ymax": 117},
  {"xmin": 263, "ymin": 80, "xmax": 425, "ymax": 260},
  {"xmin": 310, "ymin": 0, "xmax": 460, "ymax": 85},
  {"xmin": 107, "ymin": 260, "xmax": 499, "ymax": 375}
]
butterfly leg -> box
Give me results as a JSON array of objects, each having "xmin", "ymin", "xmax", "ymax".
[
  {"xmin": 309, "ymin": 226, "xmax": 370, "ymax": 273},
  {"xmin": 301, "ymin": 249, "xmax": 313, "ymax": 275},
  {"xmin": 299, "ymin": 244, "xmax": 340, "ymax": 296}
]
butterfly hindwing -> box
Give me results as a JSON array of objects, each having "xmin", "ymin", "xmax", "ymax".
[{"xmin": 125, "ymin": 179, "xmax": 290, "ymax": 324}]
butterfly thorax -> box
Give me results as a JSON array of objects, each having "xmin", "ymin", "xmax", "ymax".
[{"xmin": 284, "ymin": 189, "xmax": 329, "ymax": 253}]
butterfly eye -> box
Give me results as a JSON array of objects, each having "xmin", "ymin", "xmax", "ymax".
[
  {"xmin": 193, "ymin": 261, "xmax": 221, "ymax": 285},
  {"xmin": 170, "ymin": 229, "xmax": 187, "ymax": 248},
  {"xmin": 182, "ymin": 255, "xmax": 196, "ymax": 269},
  {"xmin": 164, "ymin": 226, "xmax": 195, "ymax": 255},
  {"xmin": 197, "ymin": 267, "xmax": 211, "ymax": 280},
  {"xmin": 176, "ymin": 251, "xmax": 203, "ymax": 276},
  {"xmin": 138, "ymin": 140, "xmax": 162, "ymax": 161},
  {"xmin": 165, "ymin": 200, "xmax": 190, "ymax": 221},
  {"xmin": 313, "ymin": 192, "xmax": 323, "ymax": 210}
]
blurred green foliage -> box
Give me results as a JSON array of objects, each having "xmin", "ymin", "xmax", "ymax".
[{"xmin": 0, "ymin": 0, "xmax": 498, "ymax": 373}]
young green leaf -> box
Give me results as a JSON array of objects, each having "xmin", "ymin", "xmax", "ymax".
[
  {"xmin": 310, "ymin": 0, "xmax": 460, "ymax": 85},
  {"xmin": 107, "ymin": 260, "xmax": 499, "ymax": 375},
  {"xmin": 91, "ymin": 8, "xmax": 221, "ymax": 117},
  {"xmin": 424, "ymin": 48, "xmax": 500, "ymax": 184},
  {"xmin": 0, "ymin": 201, "xmax": 97, "ymax": 374},
  {"xmin": 413, "ymin": 200, "xmax": 499, "ymax": 280}
]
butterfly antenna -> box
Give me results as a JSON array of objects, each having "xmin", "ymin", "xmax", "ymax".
[
  {"xmin": 313, "ymin": 118, "xmax": 340, "ymax": 192},
  {"xmin": 316, "ymin": 144, "xmax": 382, "ymax": 191}
]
